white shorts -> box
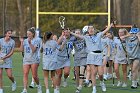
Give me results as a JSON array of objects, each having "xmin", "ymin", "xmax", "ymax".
[
  {"xmin": 43, "ymin": 61, "xmax": 57, "ymax": 71},
  {"xmin": 74, "ymin": 57, "xmax": 87, "ymax": 67},
  {"xmin": 56, "ymin": 56, "xmax": 70, "ymax": 69},
  {"xmin": 23, "ymin": 61, "xmax": 40, "ymax": 65},
  {"xmin": 87, "ymin": 52, "xmax": 103, "ymax": 66},
  {"xmin": 114, "ymin": 58, "xmax": 127, "ymax": 64}
]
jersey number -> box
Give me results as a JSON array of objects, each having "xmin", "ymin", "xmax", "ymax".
[
  {"xmin": 25, "ymin": 47, "xmax": 30, "ymax": 53},
  {"xmin": 45, "ymin": 48, "xmax": 53, "ymax": 55}
]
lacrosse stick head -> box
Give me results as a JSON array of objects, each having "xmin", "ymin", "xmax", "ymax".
[
  {"xmin": 59, "ymin": 16, "xmax": 65, "ymax": 29},
  {"xmin": 0, "ymin": 52, "xmax": 6, "ymax": 65},
  {"xmin": 0, "ymin": 59, "xmax": 4, "ymax": 65}
]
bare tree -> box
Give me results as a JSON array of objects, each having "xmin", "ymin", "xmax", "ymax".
[{"xmin": 17, "ymin": 0, "xmax": 25, "ymax": 36}]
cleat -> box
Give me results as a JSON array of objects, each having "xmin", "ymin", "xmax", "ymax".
[{"xmin": 12, "ymin": 81, "xmax": 16, "ymax": 91}]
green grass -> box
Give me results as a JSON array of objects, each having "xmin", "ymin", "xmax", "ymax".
[{"xmin": 1, "ymin": 52, "xmax": 140, "ymax": 93}]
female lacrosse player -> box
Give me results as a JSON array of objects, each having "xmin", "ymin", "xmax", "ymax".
[
  {"xmin": 136, "ymin": 32, "xmax": 140, "ymax": 85},
  {"xmin": 106, "ymin": 32, "xmax": 116, "ymax": 79},
  {"xmin": 121, "ymin": 29, "xmax": 140, "ymax": 89},
  {"xmin": 101, "ymin": 34, "xmax": 109, "ymax": 80},
  {"xmin": 69, "ymin": 23, "xmax": 113, "ymax": 93},
  {"xmin": 53, "ymin": 35, "xmax": 58, "ymax": 41},
  {"xmin": 56, "ymin": 28, "xmax": 74, "ymax": 93},
  {"xmin": 42, "ymin": 32, "xmax": 65, "ymax": 93},
  {"xmin": 0, "ymin": 30, "xmax": 16, "ymax": 93},
  {"xmin": 114, "ymin": 28, "xmax": 128, "ymax": 87},
  {"xmin": 29, "ymin": 28, "xmax": 42, "ymax": 88},
  {"xmin": 73, "ymin": 29, "xmax": 87, "ymax": 93},
  {"xmin": 82, "ymin": 31, "xmax": 92, "ymax": 88},
  {"xmin": 19, "ymin": 27, "xmax": 42, "ymax": 93},
  {"xmin": 49, "ymin": 34, "xmax": 58, "ymax": 88}
]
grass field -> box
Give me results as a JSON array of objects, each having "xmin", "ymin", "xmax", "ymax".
[{"xmin": 1, "ymin": 52, "xmax": 140, "ymax": 93}]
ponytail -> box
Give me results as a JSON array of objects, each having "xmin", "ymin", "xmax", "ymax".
[{"xmin": 43, "ymin": 32, "xmax": 52, "ymax": 44}]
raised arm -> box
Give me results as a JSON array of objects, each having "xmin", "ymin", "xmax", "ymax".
[
  {"xmin": 18, "ymin": 37, "xmax": 24, "ymax": 52},
  {"xmin": 57, "ymin": 32, "xmax": 65, "ymax": 45},
  {"xmin": 69, "ymin": 32, "xmax": 84, "ymax": 39},
  {"xmin": 120, "ymin": 32, "xmax": 132, "ymax": 40},
  {"xmin": 68, "ymin": 29, "xmax": 84, "ymax": 39},
  {"xmin": 59, "ymin": 39, "xmax": 67, "ymax": 51},
  {"xmin": 102, "ymin": 23, "xmax": 114, "ymax": 35}
]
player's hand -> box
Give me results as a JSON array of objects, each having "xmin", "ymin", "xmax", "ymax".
[
  {"xmin": 19, "ymin": 36, "xmax": 24, "ymax": 42},
  {"xmin": 61, "ymin": 31, "xmax": 65, "ymax": 36},
  {"xmin": 67, "ymin": 28, "xmax": 71, "ymax": 33},
  {"xmin": 28, "ymin": 38, "xmax": 31, "ymax": 44},
  {"xmin": 113, "ymin": 20, "xmax": 117, "ymax": 25},
  {"xmin": 1, "ymin": 56, "xmax": 6, "ymax": 60}
]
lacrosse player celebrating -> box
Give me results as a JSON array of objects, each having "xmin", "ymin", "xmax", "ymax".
[
  {"xmin": 120, "ymin": 27, "xmax": 140, "ymax": 89},
  {"xmin": 29, "ymin": 29, "xmax": 42, "ymax": 88},
  {"xmin": 73, "ymin": 29, "xmax": 87, "ymax": 93},
  {"xmin": 42, "ymin": 32, "xmax": 66, "ymax": 93},
  {"xmin": 56, "ymin": 28, "xmax": 74, "ymax": 93},
  {"xmin": 69, "ymin": 23, "xmax": 114, "ymax": 93},
  {"xmin": 19, "ymin": 27, "xmax": 42, "ymax": 93},
  {"xmin": 114, "ymin": 28, "xmax": 128, "ymax": 87},
  {"xmin": 101, "ymin": 34, "xmax": 109, "ymax": 80},
  {"xmin": 106, "ymin": 32, "xmax": 116, "ymax": 79},
  {"xmin": 0, "ymin": 30, "xmax": 16, "ymax": 93}
]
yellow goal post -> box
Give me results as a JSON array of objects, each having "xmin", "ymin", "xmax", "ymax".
[{"xmin": 36, "ymin": 0, "xmax": 111, "ymax": 28}]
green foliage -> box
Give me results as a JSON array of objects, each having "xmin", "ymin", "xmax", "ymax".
[
  {"xmin": 38, "ymin": 0, "xmax": 107, "ymax": 35},
  {"xmin": 0, "ymin": 0, "xmax": 107, "ymax": 36}
]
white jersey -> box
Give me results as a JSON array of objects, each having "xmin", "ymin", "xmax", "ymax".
[
  {"xmin": 83, "ymin": 32, "xmax": 103, "ymax": 53},
  {"xmin": 23, "ymin": 38, "xmax": 39, "ymax": 64},
  {"xmin": 0, "ymin": 38, "xmax": 15, "ymax": 68}
]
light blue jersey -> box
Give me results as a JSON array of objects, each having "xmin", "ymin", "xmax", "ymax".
[
  {"xmin": 0, "ymin": 38, "xmax": 15, "ymax": 68},
  {"xmin": 101, "ymin": 37, "xmax": 108, "ymax": 55},
  {"xmin": 42, "ymin": 40, "xmax": 60, "ymax": 70},
  {"xmin": 82, "ymin": 32, "xmax": 104, "ymax": 65},
  {"xmin": 125, "ymin": 35, "xmax": 140, "ymax": 59},
  {"xmin": 83, "ymin": 32, "xmax": 103, "ymax": 53},
  {"xmin": 107, "ymin": 38, "xmax": 116, "ymax": 60},
  {"xmin": 23, "ymin": 38, "xmax": 39, "ymax": 64},
  {"xmin": 57, "ymin": 36, "xmax": 74, "ymax": 69},
  {"xmin": 57, "ymin": 36, "xmax": 74, "ymax": 58},
  {"xmin": 73, "ymin": 38, "xmax": 87, "ymax": 58},
  {"xmin": 73, "ymin": 38, "xmax": 87, "ymax": 66},
  {"xmin": 33, "ymin": 37, "xmax": 42, "ymax": 62},
  {"xmin": 114, "ymin": 38, "xmax": 126, "ymax": 61}
]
